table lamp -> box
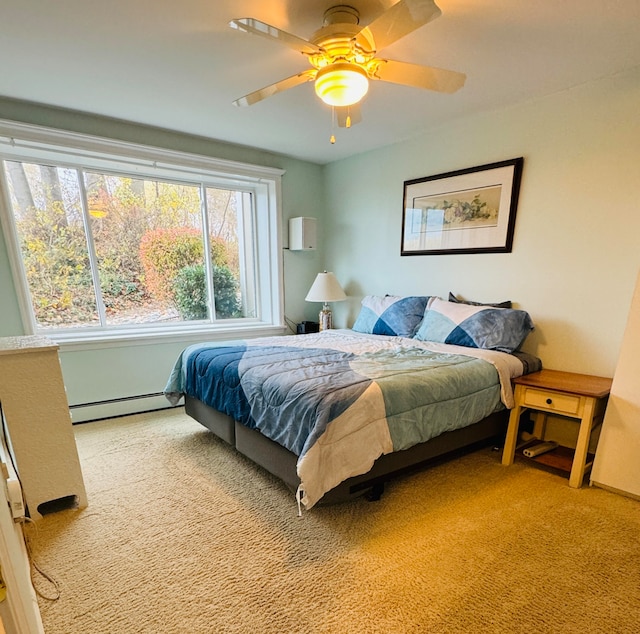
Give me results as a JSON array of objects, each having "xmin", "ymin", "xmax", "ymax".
[{"xmin": 305, "ymin": 271, "xmax": 346, "ymax": 330}]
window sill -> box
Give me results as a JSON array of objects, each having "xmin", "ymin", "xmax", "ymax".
[{"xmin": 48, "ymin": 322, "xmax": 289, "ymax": 352}]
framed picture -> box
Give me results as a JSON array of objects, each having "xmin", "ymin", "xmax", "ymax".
[{"xmin": 401, "ymin": 157, "xmax": 523, "ymax": 256}]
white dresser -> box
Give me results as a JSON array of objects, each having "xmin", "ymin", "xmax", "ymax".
[{"xmin": 0, "ymin": 335, "xmax": 87, "ymax": 519}]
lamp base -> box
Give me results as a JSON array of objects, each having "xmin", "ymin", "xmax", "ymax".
[{"xmin": 319, "ymin": 307, "xmax": 332, "ymax": 331}]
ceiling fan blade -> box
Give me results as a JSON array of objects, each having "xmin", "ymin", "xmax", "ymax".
[
  {"xmin": 230, "ymin": 18, "xmax": 322, "ymax": 55},
  {"xmin": 232, "ymin": 70, "xmax": 317, "ymax": 107},
  {"xmin": 374, "ymin": 59, "xmax": 466, "ymax": 93},
  {"xmin": 336, "ymin": 104, "xmax": 362, "ymax": 128},
  {"xmin": 359, "ymin": 0, "xmax": 442, "ymax": 52}
]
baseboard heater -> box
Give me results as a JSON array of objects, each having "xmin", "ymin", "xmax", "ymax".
[{"xmin": 69, "ymin": 392, "xmax": 181, "ymax": 423}]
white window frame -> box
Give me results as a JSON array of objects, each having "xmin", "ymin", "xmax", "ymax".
[{"xmin": 0, "ymin": 120, "xmax": 286, "ymax": 350}]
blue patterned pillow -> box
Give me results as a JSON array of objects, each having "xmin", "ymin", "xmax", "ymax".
[
  {"xmin": 414, "ymin": 297, "xmax": 534, "ymax": 353},
  {"xmin": 352, "ymin": 295, "xmax": 430, "ymax": 337}
]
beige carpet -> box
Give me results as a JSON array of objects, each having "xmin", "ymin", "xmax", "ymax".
[{"xmin": 27, "ymin": 408, "xmax": 640, "ymax": 633}]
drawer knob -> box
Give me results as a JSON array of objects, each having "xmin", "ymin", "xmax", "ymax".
[{"xmin": 546, "ymin": 398, "xmax": 553, "ymax": 405}]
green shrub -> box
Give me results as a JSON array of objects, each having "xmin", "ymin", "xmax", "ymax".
[
  {"xmin": 173, "ymin": 264, "xmax": 208, "ymax": 320},
  {"xmin": 174, "ymin": 263, "xmax": 242, "ymax": 320},
  {"xmin": 211, "ymin": 265, "xmax": 243, "ymax": 318}
]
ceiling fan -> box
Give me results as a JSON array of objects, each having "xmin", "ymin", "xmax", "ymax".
[{"xmin": 229, "ymin": 0, "xmax": 466, "ymax": 129}]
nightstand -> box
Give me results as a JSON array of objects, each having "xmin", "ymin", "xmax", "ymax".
[{"xmin": 502, "ymin": 369, "xmax": 612, "ymax": 487}]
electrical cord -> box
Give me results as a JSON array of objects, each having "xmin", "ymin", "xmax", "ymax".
[
  {"xmin": 283, "ymin": 315, "xmax": 298, "ymax": 334},
  {"xmin": 22, "ymin": 517, "xmax": 60, "ymax": 602},
  {"xmin": 0, "ymin": 400, "xmax": 60, "ymax": 601}
]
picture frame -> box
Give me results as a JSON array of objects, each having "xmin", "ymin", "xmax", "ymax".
[{"xmin": 401, "ymin": 157, "xmax": 524, "ymax": 256}]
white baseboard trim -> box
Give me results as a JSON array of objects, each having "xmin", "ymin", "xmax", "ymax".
[
  {"xmin": 590, "ymin": 480, "xmax": 640, "ymax": 502},
  {"xmin": 69, "ymin": 394, "xmax": 181, "ymax": 424}
]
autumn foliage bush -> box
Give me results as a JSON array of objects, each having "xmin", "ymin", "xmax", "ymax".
[
  {"xmin": 139, "ymin": 227, "xmax": 240, "ymax": 319},
  {"xmin": 17, "ymin": 201, "xmax": 97, "ymax": 325},
  {"xmin": 140, "ymin": 228, "xmax": 199, "ymax": 301}
]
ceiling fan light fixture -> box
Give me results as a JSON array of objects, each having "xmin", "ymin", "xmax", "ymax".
[{"xmin": 314, "ymin": 63, "xmax": 369, "ymax": 107}]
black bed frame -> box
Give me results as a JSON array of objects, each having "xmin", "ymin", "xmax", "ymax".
[{"xmin": 184, "ymin": 395, "xmax": 508, "ymax": 505}]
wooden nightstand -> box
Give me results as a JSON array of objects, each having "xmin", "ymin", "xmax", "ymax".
[{"xmin": 502, "ymin": 369, "xmax": 612, "ymax": 487}]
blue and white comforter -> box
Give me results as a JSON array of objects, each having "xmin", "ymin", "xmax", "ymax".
[{"xmin": 165, "ymin": 330, "xmax": 529, "ymax": 508}]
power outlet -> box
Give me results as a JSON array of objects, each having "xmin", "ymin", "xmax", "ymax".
[{"xmin": 1, "ymin": 462, "xmax": 25, "ymax": 520}]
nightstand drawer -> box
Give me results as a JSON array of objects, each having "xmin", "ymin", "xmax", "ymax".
[{"xmin": 521, "ymin": 387, "xmax": 581, "ymax": 415}]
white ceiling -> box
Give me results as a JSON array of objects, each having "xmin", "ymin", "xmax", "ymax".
[{"xmin": 2, "ymin": 1, "xmax": 640, "ymax": 164}]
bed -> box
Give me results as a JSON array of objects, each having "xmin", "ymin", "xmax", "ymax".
[{"xmin": 165, "ymin": 295, "xmax": 540, "ymax": 512}]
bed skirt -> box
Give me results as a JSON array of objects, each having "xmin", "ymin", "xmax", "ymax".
[{"xmin": 184, "ymin": 395, "xmax": 508, "ymax": 505}]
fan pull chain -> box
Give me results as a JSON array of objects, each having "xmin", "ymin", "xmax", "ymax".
[{"xmin": 330, "ymin": 107, "xmax": 336, "ymax": 144}]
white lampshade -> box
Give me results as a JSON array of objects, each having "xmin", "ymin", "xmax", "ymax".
[{"xmin": 305, "ymin": 272, "xmax": 347, "ymax": 303}]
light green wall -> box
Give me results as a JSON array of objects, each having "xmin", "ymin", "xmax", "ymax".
[
  {"xmin": 2, "ymin": 66, "xmax": 639, "ymax": 418},
  {"xmin": 324, "ymin": 67, "xmax": 640, "ymax": 378},
  {"xmin": 0, "ymin": 98, "xmax": 325, "ymax": 420}
]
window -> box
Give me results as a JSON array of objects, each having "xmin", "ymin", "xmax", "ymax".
[{"xmin": 0, "ymin": 121, "xmax": 284, "ymax": 345}]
